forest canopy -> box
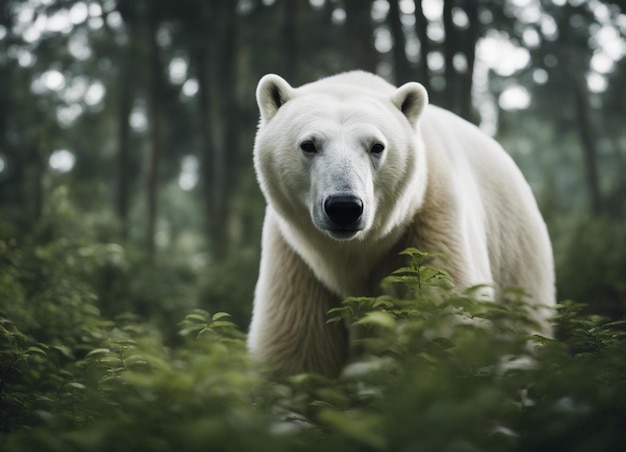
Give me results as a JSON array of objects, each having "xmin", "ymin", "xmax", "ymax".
[{"xmin": 1, "ymin": 0, "xmax": 625, "ymax": 450}]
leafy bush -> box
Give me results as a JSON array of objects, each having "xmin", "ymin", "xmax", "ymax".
[{"xmin": 2, "ymin": 236, "xmax": 626, "ymax": 451}]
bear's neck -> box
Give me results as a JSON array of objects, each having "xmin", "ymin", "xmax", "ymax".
[{"xmin": 276, "ymin": 209, "xmax": 414, "ymax": 298}]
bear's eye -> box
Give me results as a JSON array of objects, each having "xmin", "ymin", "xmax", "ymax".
[
  {"xmin": 300, "ymin": 140, "xmax": 317, "ymax": 154},
  {"xmin": 370, "ymin": 143, "xmax": 385, "ymax": 155}
]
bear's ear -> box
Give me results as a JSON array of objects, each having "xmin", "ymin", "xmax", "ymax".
[
  {"xmin": 256, "ymin": 74, "xmax": 293, "ymax": 122},
  {"xmin": 391, "ymin": 82, "xmax": 428, "ymax": 127}
]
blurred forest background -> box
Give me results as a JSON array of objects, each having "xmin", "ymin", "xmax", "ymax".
[
  {"xmin": 2, "ymin": 0, "xmax": 626, "ymax": 449},
  {"xmin": 1, "ymin": 0, "xmax": 625, "ymax": 335}
]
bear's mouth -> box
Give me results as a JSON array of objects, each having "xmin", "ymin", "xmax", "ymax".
[{"xmin": 323, "ymin": 226, "xmax": 363, "ymax": 241}]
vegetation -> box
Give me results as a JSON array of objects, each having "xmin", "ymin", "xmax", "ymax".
[
  {"xmin": 2, "ymin": 210, "xmax": 626, "ymax": 450},
  {"xmin": 1, "ymin": 0, "xmax": 625, "ymax": 450}
]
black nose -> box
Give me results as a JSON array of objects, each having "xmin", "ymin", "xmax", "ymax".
[{"xmin": 324, "ymin": 195, "xmax": 363, "ymax": 228}]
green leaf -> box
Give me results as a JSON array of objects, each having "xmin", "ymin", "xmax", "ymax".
[
  {"xmin": 373, "ymin": 296, "xmax": 395, "ymax": 309},
  {"xmin": 179, "ymin": 323, "xmax": 206, "ymax": 336},
  {"xmin": 212, "ymin": 312, "xmax": 231, "ymax": 321},
  {"xmin": 98, "ymin": 357, "xmax": 123, "ymax": 367},
  {"xmin": 326, "ymin": 317, "xmax": 344, "ymax": 324},
  {"xmin": 52, "ymin": 345, "xmax": 75, "ymax": 359},
  {"xmin": 399, "ymin": 247, "xmax": 428, "ymax": 257},
  {"xmin": 210, "ymin": 320, "xmax": 236, "ymax": 329},
  {"xmin": 59, "ymin": 369, "xmax": 74, "ymax": 380},
  {"xmin": 85, "ymin": 348, "xmax": 111, "ymax": 358},
  {"xmin": 185, "ymin": 313, "xmax": 209, "ymax": 322},
  {"xmin": 328, "ymin": 306, "xmax": 347, "ymax": 314},
  {"xmin": 381, "ymin": 275, "xmax": 420, "ymax": 286},
  {"xmin": 125, "ymin": 354, "xmax": 149, "ymax": 369},
  {"xmin": 197, "ymin": 327, "xmax": 215, "ymax": 337},
  {"xmin": 354, "ymin": 311, "xmax": 396, "ymax": 329},
  {"xmin": 389, "ymin": 266, "xmax": 420, "ymax": 275},
  {"xmin": 26, "ymin": 346, "xmax": 48, "ymax": 356}
]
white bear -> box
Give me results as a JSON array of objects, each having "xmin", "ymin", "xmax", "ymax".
[{"xmin": 247, "ymin": 71, "xmax": 554, "ymax": 377}]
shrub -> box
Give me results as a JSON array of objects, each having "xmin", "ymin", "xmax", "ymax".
[{"xmin": 2, "ymin": 217, "xmax": 625, "ymax": 450}]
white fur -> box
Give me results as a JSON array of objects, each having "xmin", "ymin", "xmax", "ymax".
[{"xmin": 248, "ymin": 71, "xmax": 555, "ymax": 377}]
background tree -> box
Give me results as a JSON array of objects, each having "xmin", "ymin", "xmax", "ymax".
[
  {"xmin": 344, "ymin": 0, "xmax": 378, "ymax": 73},
  {"xmin": 0, "ymin": 0, "xmax": 623, "ymax": 323}
]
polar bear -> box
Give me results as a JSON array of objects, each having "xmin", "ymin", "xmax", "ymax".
[{"xmin": 247, "ymin": 71, "xmax": 554, "ymax": 377}]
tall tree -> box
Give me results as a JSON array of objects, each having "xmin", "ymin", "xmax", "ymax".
[
  {"xmin": 186, "ymin": 0, "xmax": 241, "ymax": 260},
  {"xmin": 532, "ymin": 2, "xmax": 604, "ymax": 215},
  {"xmin": 460, "ymin": 0, "xmax": 479, "ymax": 121},
  {"xmin": 413, "ymin": 0, "xmax": 431, "ymax": 91},
  {"xmin": 33, "ymin": 129, "xmax": 46, "ymax": 220},
  {"xmin": 192, "ymin": 2, "xmax": 215, "ymax": 250},
  {"xmin": 282, "ymin": 0, "xmax": 299, "ymax": 82},
  {"xmin": 388, "ymin": 0, "xmax": 412, "ymax": 84},
  {"xmin": 571, "ymin": 58, "xmax": 602, "ymax": 215},
  {"xmin": 212, "ymin": 0, "xmax": 240, "ymax": 260},
  {"xmin": 146, "ymin": 8, "xmax": 165, "ymax": 256},
  {"xmin": 115, "ymin": 3, "xmax": 139, "ymax": 240},
  {"xmin": 0, "ymin": 2, "xmax": 25, "ymax": 213},
  {"xmin": 344, "ymin": 0, "xmax": 377, "ymax": 73},
  {"xmin": 442, "ymin": 0, "xmax": 457, "ymax": 111}
]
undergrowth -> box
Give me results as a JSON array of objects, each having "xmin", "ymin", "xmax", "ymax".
[{"xmin": 1, "ymin": 225, "xmax": 625, "ymax": 451}]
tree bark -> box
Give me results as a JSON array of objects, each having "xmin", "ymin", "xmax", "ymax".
[
  {"xmin": 33, "ymin": 142, "xmax": 44, "ymax": 221},
  {"xmin": 344, "ymin": 0, "xmax": 377, "ymax": 73},
  {"xmin": 573, "ymin": 74, "xmax": 602, "ymax": 215},
  {"xmin": 283, "ymin": 0, "xmax": 298, "ymax": 83},
  {"xmin": 193, "ymin": 2, "xmax": 214, "ymax": 252},
  {"xmin": 413, "ymin": 0, "xmax": 431, "ymax": 90},
  {"xmin": 109, "ymin": 2, "xmax": 138, "ymax": 239},
  {"xmin": 442, "ymin": 0, "xmax": 456, "ymax": 111},
  {"xmin": 460, "ymin": 0, "xmax": 478, "ymax": 122},
  {"xmin": 388, "ymin": 0, "xmax": 411, "ymax": 84},
  {"xmin": 203, "ymin": 0, "xmax": 239, "ymax": 261},
  {"xmin": 116, "ymin": 58, "xmax": 133, "ymax": 239},
  {"xmin": 146, "ymin": 12, "xmax": 164, "ymax": 257}
]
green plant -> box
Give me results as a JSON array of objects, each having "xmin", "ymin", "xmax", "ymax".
[{"xmin": 2, "ymin": 233, "xmax": 625, "ymax": 451}]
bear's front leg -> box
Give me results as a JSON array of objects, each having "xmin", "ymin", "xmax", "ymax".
[{"xmin": 247, "ymin": 212, "xmax": 348, "ymax": 377}]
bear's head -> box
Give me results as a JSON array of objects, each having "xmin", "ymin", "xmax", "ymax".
[{"xmin": 253, "ymin": 72, "xmax": 428, "ymax": 246}]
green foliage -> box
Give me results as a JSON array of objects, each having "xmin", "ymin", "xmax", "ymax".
[
  {"xmin": 2, "ymin": 228, "xmax": 626, "ymax": 450},
  {"xmin": 552, "ymin": 216, "xmax": 626, "ymax": 319}
]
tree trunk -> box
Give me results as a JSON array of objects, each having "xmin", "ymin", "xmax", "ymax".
[
  {"xmin": 204, "ymin": 0, "xmax": 239, "ymax": 261},
  {"xmin": 443, "ymin": 0, "xmax": 456, "ymax": 111},
  {"xmin": 283, "ymin": 0, "xmax": 298, "ymax": 83},
  {"xmin": 110, "ymin": 1, "xmax": 136, "ymax": 239},
  {"xmin": 33, "ymin": 143, "xmax": 44, "ymax": 221},
  {"xmin": 117, "ymin": 59, "xmax": 133, "ymax": 239},
  {"xmin": 413, "ymin": 0, "xmax": 431, "ymax": 90},
  {"xmin": 0, "ymin": 148, "xmax": 25, "ymax": 211},
  {"xmin": 460, "ymin": 0, "xmax": 478, "ymax": 122},
  {"xmin": 344, "ymin": 0, "xmax": 377, "ymax": 73},
  {"xmin": 573, "ymin": 74, "xmax": 602, "ymax": 215},
  {"xmin": 146, "ymin": 13, "xmax": 164, "ymax": 257},
  {"xmin": 442, "ymin": 0, "xmax": 456, "ymax": 111},
  {"xmin": 388, "ymin": 0, "xmax": 411, "ymax": 84},
  {"xmin": 194, "ymin": 3, "xmax": 215, "ymax": 253}
]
